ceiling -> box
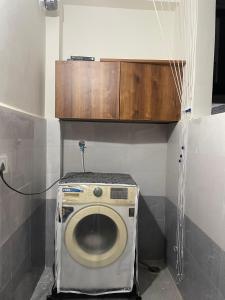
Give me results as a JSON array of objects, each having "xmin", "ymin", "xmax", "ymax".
[{"xmin": 217, "ymin": 0, "xmax": 225, "ymax": 9}]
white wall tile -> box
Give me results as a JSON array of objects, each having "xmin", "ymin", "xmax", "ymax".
[
  {"xmin": 185, "ymin": 114, "xmax": 225, "ymax": 251},
  {"xmin": 46, "ymin": 119, "xmax": 61, "ymax": 199},
  {"xmin": 166, "ymin": 123, "xmax": 180, "ymax": 206},
  {"xmin": 0, "ymin": 106, "xmax": 46, "ymax": 247},
  {"xmin": 166, "ymin": 114, "xmax": 225, "ymax": 252}
]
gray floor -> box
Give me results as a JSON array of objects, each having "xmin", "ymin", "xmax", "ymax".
[
  {"xmin": 141, "ymin": 268, "xmax": 182, "ymax": 300},
  {"xmin": 31, "ymin": 264, "xmax": 182, "ymax": 300},
  {"xmin": 31, "ymin": 268, "xmax": 54, "ymax": 300}
]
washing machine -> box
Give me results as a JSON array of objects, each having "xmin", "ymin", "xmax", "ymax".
[{"xmin": 55, "ymin": 172, "xmax": 139, "ymax": 295}]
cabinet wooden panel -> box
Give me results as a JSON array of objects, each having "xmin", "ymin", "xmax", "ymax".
[
  {"xmin": 56, "ymin": 61, "xmax": 120, "ymax": 119},
  {"xmin": 119, "ymin": 62, "xmax": 181, "ymax": 121}
]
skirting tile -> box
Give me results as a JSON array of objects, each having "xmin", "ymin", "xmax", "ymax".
[
  {"xmin": 165, "ymin": 198, "xmax": 225, "ymax": 300},
  {"xmin": 0, "ymin": 203, "xmax": 45, "ymax": 300}
]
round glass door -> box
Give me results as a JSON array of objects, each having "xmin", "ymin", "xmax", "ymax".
[
  {"xmin": 64, "ymin": 205, "xmax": 128, "ymax": 268},
  {"xmin": 75, "ymin": 214, "xmax": 118, "ymax": 255}
]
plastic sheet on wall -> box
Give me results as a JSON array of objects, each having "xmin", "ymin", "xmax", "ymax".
[{"xmin": 55, "ymin": 172, "xmax": 139, "ymax": 296}]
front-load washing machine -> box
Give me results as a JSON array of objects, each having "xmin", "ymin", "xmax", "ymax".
[{"xmin": 55, "ymin": 172, "xmax": 139, "ymax": 295}]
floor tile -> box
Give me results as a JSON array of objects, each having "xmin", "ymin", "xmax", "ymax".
[{"xmin": 31, "ymin": 265, "xmax": 182, "ymax": 300}]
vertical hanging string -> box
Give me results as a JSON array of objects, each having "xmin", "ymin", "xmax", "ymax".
[
  {"xmin": 158, "ymin": 0, "xmax": 183, "ymax": 100},
  {"xmin": 165, "ymin": 0, "xmax": 184, "ymax": 102},
  {"xmin": 176, "ymin": 0, "xmax": 185, "ymax": 282},
  {"xmin": 176, "ymin": 0, "xmax": 188, "ymax": 282},
  {"xmin": 176, "ymin": 115, "xmax": 189, "ymax": 281},
  {"xmin": 176, "ymin": 0, "xmax": 198, "ymax": 283},
  {"xmin": 152, "ymin": 0, "xmax": 183, "ymax": 104},
  {"xmin": 151, "ymin": 0, "xmax": 198, "ymax": 283},
  {"xmin": 151, "ymin": 1, "xmax": 185, "ymax": 283}
]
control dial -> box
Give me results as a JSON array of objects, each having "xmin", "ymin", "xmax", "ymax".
[{"xmin": 93, "ymin": 187, "xmax": 103, "ymax": 197}]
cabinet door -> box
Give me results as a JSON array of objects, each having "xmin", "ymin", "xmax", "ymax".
[
  {"xmin": 119, "ymin": 62, "xmax": 181, "ymax": 121},
  {"xmin": 56, "ymin": 61, "xmax": 120, "ymax": 119}
]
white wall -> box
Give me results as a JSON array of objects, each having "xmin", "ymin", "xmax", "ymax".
[
  {"xmin": 45, "ymin": 16, "xmax": 62, "ymax": 197},
  {"xmin": 62, "ymin": 5, "xmax": 177, "ymax": 61},
  {"xmin": 63, "ymin": 0, "xmax": 179, "ymax": 10},
  {"xmin": 62, "ymin": 122, "xmax": 168, "ymax": 196},
  {"xmin": 44, "ymin": 3, "xmax": 178, "ymax": 198},
  {"xmin": 192, "ymin": 0, "xmax": 216, "ymax": 117},
  {"xmin": 173, "ymin": 0, "xmax": 216, "ymax": 117},
  {"xmin": 62, "ymin": 0, "xmax": 215, "ymax": 118},
  {"xmin": 45, "ymin": 3, "xmax": 179, "ymax": 118},
  {"xmin": 0, "ymin": 0, "xmax": 45, "ymax": 116},
  {"xmin": 45, "ymin": 17, "xmax": 61, "ymax": 118}
]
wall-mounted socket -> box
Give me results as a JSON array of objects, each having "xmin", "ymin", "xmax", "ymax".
[{"xmin": 0, "ymin": 155, "xmax": 8, "ymax": 174}]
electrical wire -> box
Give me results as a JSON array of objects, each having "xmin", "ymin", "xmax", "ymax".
[{"xmin": 0, "ymin": 168, "xmax": 71, "ymax": 196}]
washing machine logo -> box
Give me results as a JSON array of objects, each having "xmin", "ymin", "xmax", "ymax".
[{"xmin": 62, "ymin": 188, "xmax": 84, "ymax": 193}]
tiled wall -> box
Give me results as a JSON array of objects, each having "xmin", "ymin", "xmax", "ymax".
[
  {"xmin": 184, "ymin": 115, "xmax": 225, "ymax": 251},
  {"xmin": 166, "ymin": 198, "xmax": 225, "ymax": 300},
  {"xmin": 166, "ymin": 114, "xmax": 225, "ymax": 300},
  {"xmin": 45, "ymin": 198, "xmax": 57, "ymax": 267},
  {"xmin": 61, "ymin": 121, "xmax": 168, "ymax": 196},
  {"xmin": 45, "ymin": 119, "xmax": 61, "ymax": 267},
  {"xmin": 0, "ymin": 106, "xmax": 46, "ymax": 299},
  {"xmin": 138, "ymin": 196, "xmax": 166, "ymax": 261}
]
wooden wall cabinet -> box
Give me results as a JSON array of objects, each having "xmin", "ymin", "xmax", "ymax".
[
  {"xmin": 56, "ymin": 61, "xmax": 120, "ymax": 120},
  {"xmin": 119, "ymin": 62, "xmax": 180, "ymax": 121},
  {"xmin": 55, "ymin": 60, "xmax": 181, "ymax": 122}
]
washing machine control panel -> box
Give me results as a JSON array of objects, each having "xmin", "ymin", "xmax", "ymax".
[
  {"xmin": 93, "ymin": 187, "xmax": 103, "ymax": 197},
  {"xmin": 62, "ymin": 184, "xmax": 137, "ymax": 205},
  {"xmin": 110, "ymin": 188, "xmax": 128, "ymax": 200}
]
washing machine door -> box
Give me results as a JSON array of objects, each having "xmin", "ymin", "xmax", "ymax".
[{"xmin": 64, "ymin": 205, "xmax": 128, "ymax": 268}]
